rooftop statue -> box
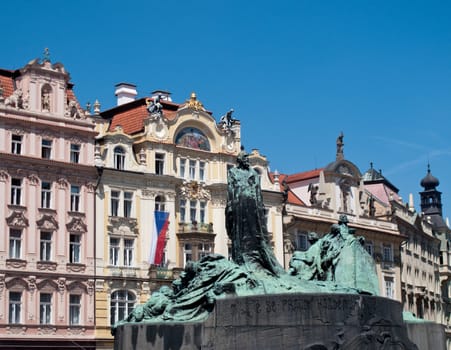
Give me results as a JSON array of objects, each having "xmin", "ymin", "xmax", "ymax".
[{"xmin": 112, "ymin": 149, "xmax": 379, "ymax": 334}]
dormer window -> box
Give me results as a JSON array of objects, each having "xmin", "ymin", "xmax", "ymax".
[
  {"xmin": 41, "ymin": 84, "xmax": 52, "ymax": 112},
  {"xmin": 114, "ymin": 147, "xmax": 125, "ymax": 170}
]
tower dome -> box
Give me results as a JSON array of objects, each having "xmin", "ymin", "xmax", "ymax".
[{"xmin": 420, "ymin": 164, "xmax": 439, "ymax": 190}]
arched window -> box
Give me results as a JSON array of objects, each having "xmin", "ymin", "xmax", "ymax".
[
  {"xmin": 155, "ymin": 195, "xmax": 165, "ymax": 212},
  {"xmin": 110, "ymin": 290, "xmax": 135, "ymax": 325},
  {"xmin": 41, "ymin": 84, "xmax": 52, "ymax": 112},
  {"xmin": 114, "ymin": 147, "xmax": 125, "ymax": 170}
]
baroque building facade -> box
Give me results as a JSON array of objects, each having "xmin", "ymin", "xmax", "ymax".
[
  {"xmin": 0, "ymin": 58, "xmax": 97, "ymax": 348},
  {"xmin": 281, "ymin": 135, "xmax": 404, "ymax": 301},
  {"xmin": 92, "ymin": 86, "xmax": 284, "ymax": 346}
]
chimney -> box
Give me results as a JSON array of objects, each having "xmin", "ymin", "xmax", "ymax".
[
  {"xmin": 151, "ymin": 90, "xmax": 172, "ymax": 102},
  {"xmin": 115, "ymin": 83, "xmax": 138, "ymax": 106}
]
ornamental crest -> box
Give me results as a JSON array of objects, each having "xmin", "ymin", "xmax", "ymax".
[
  {"xmin": 6, "ymin": 210, "xmax": 29, "ymax": 228},
  {"xmin": 37, "ymin": 214, "xmax": 59, "ymax": 231},
  {"xmin": 66, "ymin": 217, "xmax": 87, "ymax": 233},
  {"xmin": 179, "ymin": 181, "xmax": 211, "ymax": 200}
]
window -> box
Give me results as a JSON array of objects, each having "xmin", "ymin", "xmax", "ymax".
[
  {"xmin": 124, "ymin": 192, "xmax": 132, "ymax": 217},
  {"xmin": 11, "ymin": 178, "xmax": 22, "ymax": 205},
  {"xmin": 70, "ymin": 144, "xmax": 80, "ymax": 163},
  {"xmin": 155, "ymin": 153, "xmax": 165, "ymax": 175},
  {"xmin": 190, "ymin": 200, "xmax": 197, "ymax": 222},
  {"xmin": 179, "ymin": 158, "xmax": 186, "ymax": 178},
  {"xmin": 41, "ymin": 181, "xmax": 52, "ymax": 208},
  {"xmin": 39, "ymin": 293, "xmax": 52, "ymax": 324},
  {"xmin": 184, "ymin": 244, "xmax": 192, "ymax": 266},
  {"xmin": 109, "ymin": 238, "xmax": 120, "ymax": 266},
  {"xmin": 41, "ymin": 139, "xmax": 52, "ymax": 159},
  {"xmin": 114, "ymin": 146, "xmax": 125, "ymax": 170},
  {"xmin": 9, "ymin": 291, "xmax": 22, "ymax": 324},
  {"xmin": 40, "ymin": 231, "xmax": 52, "ymax": 261},
  {"xmin": 69, "ymin": 234, "xmax": 81, "ymax": 263},
  {"xmin": 124, "ymin": 239, "xmax": 134, "ymax": 266},
  {"xmin": 110, "ymin": 290, "xmax": 135, "ymax": 326},
  {"xmin": 179, "ymin": 199, "xmax": 187, "ymax": 223},
  {"xmin": 295, "ymin": 232, "xmax": 308, "ymax": 251},
  {"xmin": 11, "ymin": 134, "xmax": 22, "ymax": 154},
  {"xmin": 198, "ymin": 243, "xmax": 212, "ymax": 259},
  {"xmin": 9, "ymin": 229, "xmax": 22, "ymax": 259},
  {"xmin": 155, "ymin": 196, "xmax": 165, "ymax": 212},
  {"xmin": 385, "ymin": 279, "xmax": 394, "ymax": 299},
  {"xmin": 365, "ymin": 241, "xmax": 373, "ymax": 257},
  {"xmin": 111, "ymin": 191, "xmax": 120, "ymax": 216},
  {"xmin": 69, "ymin": 294, "xmax": 81, "ymax": 325},
  {"xmin": 199, "ymin": 161, "xmax": 205, "ymax": 181},
  {"xmin": 189, "ymin": 160, "xmax": 196, "ymax": 180},
  {"xmin": 70, "ymin": 185, "xmax": 80, "ymax": 212},
  {"xmin": 383, "ymin": 244, "xmax": 393, "ymax": 262},
  {"xmin": 200, "ymin": 201, "xmax": 206, "ymax": 224}
]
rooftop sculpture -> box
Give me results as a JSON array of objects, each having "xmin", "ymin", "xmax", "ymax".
[{"xmin": 112, "ymin": 148, "xmax": 379, "ymax": 332}]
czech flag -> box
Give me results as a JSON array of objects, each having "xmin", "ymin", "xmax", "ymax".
[{"xmin": 149, "ymin": 211, "xmax": 169, "ymax": 265}]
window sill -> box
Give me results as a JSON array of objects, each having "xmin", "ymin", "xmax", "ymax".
[{"xmin": 37, "ymin": 261, "xmax": 57, "ymax": 271}]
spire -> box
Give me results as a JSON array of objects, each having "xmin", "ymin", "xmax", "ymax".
[{"xmin": 336, "ymin": 132, "xmax": 344, "ymax": 160}]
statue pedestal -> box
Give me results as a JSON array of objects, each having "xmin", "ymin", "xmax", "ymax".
[{"xmin": 113, "ymin": 293, "xmax": 430, "ymax": 350}]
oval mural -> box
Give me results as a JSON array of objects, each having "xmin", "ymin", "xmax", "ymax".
[{"xmin": 175, "ymin": 127, "xmax": 210, "ymax": 151}]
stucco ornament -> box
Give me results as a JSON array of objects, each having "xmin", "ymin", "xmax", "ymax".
[{"xmin": 112, "ymin": 150, "xmax": 380, "ymax": 333}]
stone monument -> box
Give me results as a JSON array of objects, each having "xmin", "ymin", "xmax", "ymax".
[{"xmin": 113, "ymin": 149, "xmax": 426, "ymax": 349}]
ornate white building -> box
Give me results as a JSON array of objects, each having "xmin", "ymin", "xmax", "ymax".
[{"xmin": 92, "ymin": 87, "xmax": 285, "ymax": 345}]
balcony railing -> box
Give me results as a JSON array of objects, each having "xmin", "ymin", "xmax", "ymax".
[{"xmin": 178, "ymin": 222, "xmax": 214, "ymax": 234}]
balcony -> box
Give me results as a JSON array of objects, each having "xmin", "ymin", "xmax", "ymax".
[
  {"xmin": 109, "ymin": 266, "xmax": 139, "ymax": 277},
  {"xmin": 178, "ymin": 222, "xmax": 214, "ymax": 234}
]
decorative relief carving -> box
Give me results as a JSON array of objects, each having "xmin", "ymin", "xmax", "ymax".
[
  {"xmin": 67, "ymin": 326, "xmax": 86, "ymax": 335},
  {"xmin": 66, "ymin": 263, "xmax": 86, "ymax": 273},
  {"xmin": 38, "ymin": 326, "xmax": 57, "ymax": 335},
  {"xmin": 108, "ymin": 216, "xmax": 139, "ymax": 236},
  {"xmin": 0, "ymin": 274, "xmax": 5, "ymax": 299},
  {"xmin": 57, "ymin": 177, "xmax": 69, "ymax": 189},
  {"xmin": 58, "ymin": 277, "xmax": 66, "ymax": 295},
  {"xmin": 0, "ymin": 170, "xmax": 9, "ymax": 182},
  {"xmin": 85, "ymin": 182, "xmax": 96, "ymax": 193},
  {"xmin": 87, "ymin": 279, "xmax": 95, "ymax": 296},
  {"xmin": 5, "ymin": 259, "xmax": 27, "ymax": 269},
  {"xmin": 142, "ymin": 189, "xmax": 156, "ymax": 199},
  {"xmin": 28, "ymin": 276, "xmax": 37, "ymax": 294},
  {"xmin": 66, "ymin": 217, "xmax": 87, "ymax": 234},
  {"xmin": 27, "ymin": 173, "xmax": 40, "ymax": 186},
  {"xmin": 179, "ymin": 181, "xmax": 211, "ymax": 200},
  {"xmin": 4, "ymin": 88, "xmax": 23, "ymax": 109},
  {"xmin": 6, "ymin": 326, "xmax": 27, "ymax": 335},
  {"xmin": 37, "ymin": 214, "xmax": 58, "ymax": 230},
  {"xmin": 6, "ymin": 210, "xmax": 29, "ymax": 228},
  {"xmin": 37, "ymin": 261, "xmax": 57, "ymax": 271}
]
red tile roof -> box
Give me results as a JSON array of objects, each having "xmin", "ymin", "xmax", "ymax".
[
  {"xmin": 272, "ymin": 173, "xmax": 306, "ymax": 206},
  {"xmin": 106, "ymin": 99, "xmax": 181, "ymax": 135},
  {"xmin": 0, "ymin": 70, "xmax": 15, "ymax": 97},
  {"xmin": 286, "ymin": 168, "xmax": 323, "ymax": 183}
]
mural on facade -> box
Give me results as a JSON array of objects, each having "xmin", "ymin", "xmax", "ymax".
[{"xmin": 175, "ymin": 127, "xmax": 210, "ymax": 151}]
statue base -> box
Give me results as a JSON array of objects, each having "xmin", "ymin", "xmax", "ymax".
[{"xmin": 114, "ymin": 293, "xmax": 431, "ymax": 350}]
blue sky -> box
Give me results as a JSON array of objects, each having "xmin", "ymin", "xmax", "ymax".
[{"xmin": 2, "ymin": 0, "xmax": 450, "ymax": 221}]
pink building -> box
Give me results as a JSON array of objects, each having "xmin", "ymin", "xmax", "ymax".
[{"xmin": 0, "ymin": 57, "xmax": 97, "ymax": 349}]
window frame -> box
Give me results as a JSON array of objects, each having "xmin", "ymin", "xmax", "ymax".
[
  {"xmin": 69, "ymin": 234, "xmax": 81, "ymax": 263},
  {"xmin": 41, "ymin": 139, "xmax": 52, "ymax": 159},
  {"xmin": 11, "ymin": 134, "xmax": 22, "ymax": 155},
  {"xmin": 9, "ymin": 229, "xmax": 22, "ymax": 259},
  {"xmin": 40, "ymin": 231, "xmax": 52, "ymax": 261},
  {"xmin": 41, "ymin": 181, "xmax": 52, "ymax": 209},
  {"xmin": 11, "ymin": 178, "xmax": 22, "ymax": 205},
  {"xmin": 114, "ymin": 146, "xmax": 125, "ymax": 170},
  {"xmin": 70, "ymin": 185, "xmax": 81, "ymax": 212},
  {"xmin": 39, "ymin": 292, "xmax": 52, "ymax": 325},
  {"xmin": 155, "ymin": 152, "xmax": 165, "ymax": 175},
  {"xmin": 69, "ymin": 294, "xmax": 81, "ymax": 325},
  {"xmin": 9, "ymin": 291, "xmax": 22, "ymax": 324},
  {"xmin": 70, "ymin": 143, "xmax": 81, "ymax": 163}
]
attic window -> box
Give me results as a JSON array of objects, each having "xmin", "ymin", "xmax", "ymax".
[
  {"xmin": 41, "ymin": 84, "xmax": 52, "ymax": 112},
  {"xmin": 175, "ymin": 128, "xmax": 210, "ymax": 151}
]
